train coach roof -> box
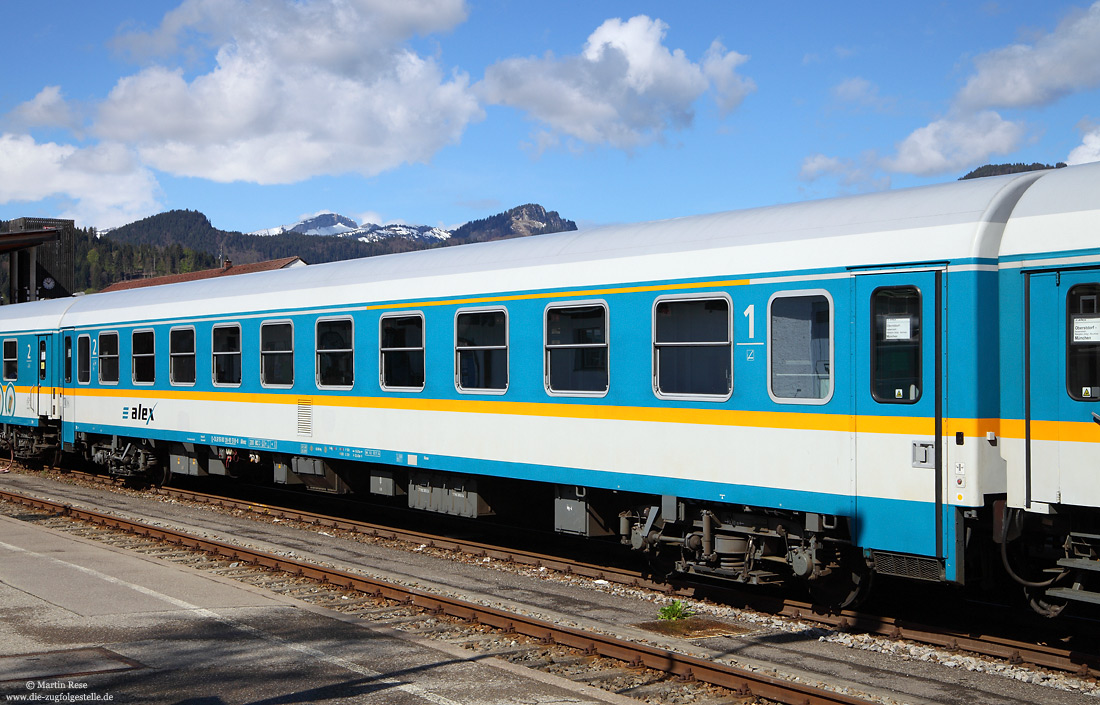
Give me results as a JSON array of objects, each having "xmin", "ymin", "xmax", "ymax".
[
  {"xmin": 1000, "ymin": 161, "xmax": 1100, "ymax": 259},
  {"xmin": 0, "ymin": 296, "xmax": 79, "ymax": 333},
  {"xmin": 47, "ymin": 163, "xmax": 1097, "ymax": 327}
]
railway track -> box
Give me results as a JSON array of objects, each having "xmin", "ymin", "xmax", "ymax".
[
  {"xmin": 7, "ymin": 469, "xmax": 1100, "ymax": 693},
  {"xmin": 83, "ymin": 474, "xmax": 1100, "ymax": 683},
  {"xmin": 0, "ymin": 485, "xmax": 874, "ymax": 705}
]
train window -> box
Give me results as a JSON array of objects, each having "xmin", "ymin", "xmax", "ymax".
[
  {"xmin": 78, "ymin": 335, "xmax": 90, "ymax": 384},
  {"xmin": 1068, "ymin": 283, "xmax": 1100, "ymax": 401},
  {"xmin": 456, "ymin": 309, "xmax": 508, "ymax": 392},
  {"xmin": 380, "ymin": 314, "xmax": 423, "ymax": 391},
  {"xmin": 653, "ymin": 297, "xmax": 731, "ymax": 399},
  {"xmin": 545, "ymin": 303, "xmax": 608, "ymax": 395},
  {"xmin": 99, "ymin": 332, "xmax": 119, "ymax": 384},
  {"xmin": 261, "ymin": 321, "xmax": 294, "ymax": 387},
  {"xmin": 871, "ymin": 287, "xmax": 921, "ymax": 403},
  {"xmin": 170, "ymin": 328, "xmax": 196, "ymax": 385},
  {"xmin": 317, "ymin": 318, "xmax": 353, "ymax": 388},
  {"xmin": 212, "ymin": 325, "xmax": 242, "ymax": 386},
  {"xmin": 768, "ymin": 292, "xmax": 832, "ymax": 402},
  {"xmin": 2, "ymin": 340, "xmax": 16, "ymax": 381},
  {"xmin": 132, "ymin": 330, "xmax": 155, "ymax": 384}
]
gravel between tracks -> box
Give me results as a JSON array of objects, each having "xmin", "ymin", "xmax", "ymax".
[{"xmin": 3, "ymin": 468, "xmax": 1098, "ymax": 704}]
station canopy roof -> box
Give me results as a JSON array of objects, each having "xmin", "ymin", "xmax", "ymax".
[{"xmin": 0, "ymin": 228, "xmax": 59, "ymax": 255}]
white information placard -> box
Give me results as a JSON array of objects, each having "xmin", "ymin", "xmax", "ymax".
[
  {"xmin": 884, "ymin": 316, "xmax": 912, "ymax": 341},
  {"xmin": 1073, "ymin": 316, "xmax": 1100, "ymax": 344}
]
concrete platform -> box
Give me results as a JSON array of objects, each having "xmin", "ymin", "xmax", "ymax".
[{"xmin": 0, "ymin": 514, "xmax": 633, "ymax": 704}]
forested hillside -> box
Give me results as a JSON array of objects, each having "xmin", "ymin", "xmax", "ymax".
[
  {"xmin": 960, "ymin": 162, "xmax": 1067, "ymax": 179},
  {"xmin": 104, "ymin": 210, "xmax": 426, "ymax": 266},
  {"xmin": 0, "ymin": 220, "xmax": 218, "ymax": 297}
]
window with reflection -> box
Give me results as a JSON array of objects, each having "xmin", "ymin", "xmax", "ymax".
[
  {"xmin": 380, "ymin": 314, "xmax": 423, "ymax": 390},
  {"xmin": 99, "ymin": 332, "xmax": 119, "ymax": 384},
  {"xmin": 1068, "ymin": 283, "xmax": 1100, "ymax": 401},
  {"xmin": 3, "ymin": 340, "xmax": 16, "ymax": 381},
  {"xmin": 170, "ymin": 328, "xmax": 196, "ymax": 385},
  {"xmin": 78, "ymin": 335, "xmax": 90, "ymax": 384},
  {"xmin": 132, "ymin": 330, "xmax": 155, "ymax": 384},
  {"xmin": 654, "ymin": 298, "xmax": 731, "ymax": 398},
  {"xmin": 457, "ymin": 310, "xmax": 508, "ymax": 391},
  {"xmin": 546, "ymin": 304, "xmax": 608, "ymax": 394},
  {"xmin": 212, "ymin": 325, "xmax": 241, "ymax": 386},
  {"xmin": 261, "ymin": 322, "xmax": 294, "ymax": 387},
  {"xmin": 317, "ymin": 318, "xmax": 353, "ymax": 388},
  {"xmin": 770, "ymin": 295, "xmax": 831, "ymax": 401},
  {"xmin": 871, "ymin": 287, "xmax": 921, "ymax": 403}
]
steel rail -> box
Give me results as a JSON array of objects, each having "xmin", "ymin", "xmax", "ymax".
[
  {"xmin": 152, "ymin": 483, "xmax": 671, "ymax": 587},
  {"xmin": 144, "ymin": 482, "xmax": 1100, "ymax": 679},
  {"xmin": 0, "ymin": 487, "xmax": 872, "ymax": 705},
  {"xmin": 14, "ymin": 474, "xmax": 1100, "ymax": 680}
]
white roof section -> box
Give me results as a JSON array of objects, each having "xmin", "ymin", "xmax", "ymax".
[
  {"xmin": 0, "ymin": 296, "xmax": 79, "ymax": 333},
  {"xmin": 7, "ymin": 164, "xmax": 1095, "ymax": 330},
  {"xmin": 1000, "ymin": 160, "xmax": 1100, "ymax": 259}
]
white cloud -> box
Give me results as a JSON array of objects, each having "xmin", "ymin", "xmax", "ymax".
[
  {"xmin": 7, "ymin": 86, "xmax": 80, "ymax": 131},
  {"xmin": 1068, "ymin": 122, "xmax": 1100, "ymax": 165},
  {"xmin": 864, "ymin": 3, "xmax": 1100, "ymax": 179},
  {"xmin": 799, "ymin": 154, "xmax": 847, "ymax": 181},
  {"xmin": 882, "ymin": 111, "xmax": 1025, "ymax": 176},
  {"xmin": 798, "ymin": 152, "xmax": 890, "ymax": 193},
  {"xmin": 956, "ymin": 2, "xmax": 1100, "ymax": 110},
  {"xmin": 92, "ymin": 0, "xmax": 482, "ymax": 183},
  {"xmin": 478, "ymin": 15, "xmax": 753, "ymax": 150},
  {"xmin": 831, "ymin": 77, "xmax": 892, "ymax": 112},
  {"xmin": 702, "ymin": 41, "xmax": 756, "ymax": 115},
  {"xmin": 356, "ymin": 211, "xmax": 386, "ymax": 226},
  {"xmin": 0, "ymin": 134, "xmax": 160, "ymax": 227}
]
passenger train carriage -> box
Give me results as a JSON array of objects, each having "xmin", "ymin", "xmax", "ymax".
[{"xmin": 3, "ymin": 161, "xmax": 1100, "ymax": 612}]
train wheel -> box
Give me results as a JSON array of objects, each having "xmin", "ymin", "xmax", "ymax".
[
  {"xmin": 808, "ymin": 549, "xmax": 872, "ymax": 610},
  {"xmin": 0, "ymin": 443, "xmax": 12, "ymax": 474},
  {"xmin": 44, "ymin": 448, "xmax": 64, "ymax": 472},
  {"xmin": 152, "ymin": 464, "xmax": 173, "ymax": 488}
]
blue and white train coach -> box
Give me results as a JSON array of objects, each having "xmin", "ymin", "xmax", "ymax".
[{"xmin": 3, "ymin": 162, "xmax": 1100, "ymax": 612}]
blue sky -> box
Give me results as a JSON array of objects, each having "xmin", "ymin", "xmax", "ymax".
[{"xmin": 1, "ymin": 1, "xmax": 1099, "ymax": 233}]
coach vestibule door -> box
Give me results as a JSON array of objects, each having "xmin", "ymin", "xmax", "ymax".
[
  {"xmin": 60, "ymin": 330, "xmax": 75, "ymax": 443},
  {"xmin": 1025, "ymin": 268, "xmax": 1100, "ymax": 509},
  {"xmin": 34, "ymin": 334, "xmax": 52, "ymax": 418},
  {"xmin": 854, "ymin": 269, "xmax": 943, "ymax": 559}
]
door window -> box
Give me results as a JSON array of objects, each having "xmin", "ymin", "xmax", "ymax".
[
  {"xmin": 871, "ymin": 287, "xmax": 921, "ymax": 403},
  {"xmin": 1068, "ymin": 283, "xmax": 1100, "ymax": 401}
]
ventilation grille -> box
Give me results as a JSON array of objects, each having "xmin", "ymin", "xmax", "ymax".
[
  {"xmin": 871, "ymin": 551, "xmax": 943, "ymax": 581},
  {"xmin": 297, "ymin": 399, "xmax": 313, "ymax": 437}
]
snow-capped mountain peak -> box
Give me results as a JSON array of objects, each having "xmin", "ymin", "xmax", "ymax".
[
  {"xmin": 249, "ymin": 212, "xmax": 359, "ymax": 237},
  {"xmin": 248, "ymin": 211, "xmax": 453, "ymax": 244}
]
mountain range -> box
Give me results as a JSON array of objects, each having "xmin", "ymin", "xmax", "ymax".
[
  {"xmin": 102, "ymin": 203, "xmax": 577, "ymax": 267},
  {"xmin": 249, "ymin": 212, "xmax": 453, "ymax": 245}
]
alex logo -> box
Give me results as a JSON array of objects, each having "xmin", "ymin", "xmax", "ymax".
[{"xmin": 123, "ymin": 403, "xmax": 157, "ymax": 425}]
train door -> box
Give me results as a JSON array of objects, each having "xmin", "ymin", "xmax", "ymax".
[
  {"xmin": 60, "ymin": 330, "xmax": 75, "ymax": 443},
  {"xmin": 33, "ymin": 334, "xmax": 56, "ymax": 419},
  {"xmin": 853, "ymin": 269, "xmax": 944, "ymax": 560},
  {"xmin": 1025, "ymin": 268, "xmax": 1100, "ymax": 509}
]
